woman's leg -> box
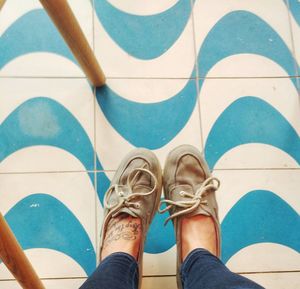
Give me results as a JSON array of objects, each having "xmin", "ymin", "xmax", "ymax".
[
  {"xmin": 79, "ymin": 252, "xmax": 138, "ymax": 289},
  {"xmin": 181, "ymin": 248, "xmax": 264, "ymax": 289},
  {"xmin": 160, "ymin": 145, "xmax": 265, "ymax": 289},
  {"xmin": 79, "ymin": 148, "xmax": 162, "ymax": 289}
]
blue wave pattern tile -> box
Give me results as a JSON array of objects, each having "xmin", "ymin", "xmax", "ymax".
[
  {"xmin": 288, "ymin": 0, "xmax": 300, "ymax": 26},
  {"xmin": 1, "ymin": 0, "xmax": 300, "ymax": 282},
  {"xmin": 204, "ymin": 96, "xmax": 300, "ymax": 169},
  {"xmin": 3, "ymin": 194, "xmax": 96, "ymax": 275},
  {"xmin": 197, "ymin": 10, "xmax": 299, "ymax": 79},
  {"xmin": 0, "ymin": 97, "xmax": 94, "ymax": 170},
  {"xmin": 94, "ymin": 0, "xmax": 194, "ymax": 59},
  {"xmin": 0, "ymin": 10, "xmax": 76, "ymax": 70},
  {"xmin": 96, "ymin": 79, "xmax": 197, "ymax": 149},
  {"xmin": 221, "ymin": 190, "xmax": 300, "ymax": 263}
]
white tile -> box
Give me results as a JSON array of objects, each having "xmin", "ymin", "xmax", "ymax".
[
  {"xmin": 193, "ymin": 0, "xmax": 296, "ymax": 77},
  {"xmin": 0, "ymin": 172, "xmax": 96, "ymax": 279},
  {"xmin": 143, "ymin": 247, "xmax": 176, "ymax": 276},
  {"xmin": 200, "ymin": 78, "xmax": 300, "ymax": 170},
  {"xmin": 93, "ymin": 1, "xmax": 196, "ymax": 78},
  {"xmin": 0, "ymin": 78, "xmax": 95, "ymax": 172},
  {"xmin": 142, "ymin": 276, "xmax": 176, "ymax": 289},
  {"xmin": 0, "ymin": 0, "xmax": 93, "ymax": 77},
  {"xmin": 214, "ymin": 169, "xmax": 300, "ymax": 272},
  {"xmin": 0, "ymin": 279, "xmax": 86, "ymax": 289},
  {"xmin": 242, "ymin": 272, "xmax": 300, "ymax": 289},
  {"xmin": 214, "ymin": 169, "xmax": 300, "ymax": 223},
  {"xmin": 95, "ymin": 78, "xmax": 202, "ymax": 171}
]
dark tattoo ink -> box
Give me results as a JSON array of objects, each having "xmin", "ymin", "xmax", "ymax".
[{"xmin": 103, "ymin": 216, "xmax": 141, "ymax": 249}]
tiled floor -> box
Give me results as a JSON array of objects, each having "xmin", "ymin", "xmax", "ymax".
[{"xmin": 1, "ymin": 0, "xmax": 300, "ymax": 288}]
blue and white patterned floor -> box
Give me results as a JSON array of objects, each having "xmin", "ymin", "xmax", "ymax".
[{"xmin": 1, "ymin": 0, "xmax": 300, "ymax": 288}]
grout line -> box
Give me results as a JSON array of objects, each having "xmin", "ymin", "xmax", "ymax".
[
  {"xmin": 1, "ymin": 75, "xmax": 300, "ymax": 80},
  {"xmin": 0, "ymin": 277, "xmax": 87, "ymax": 282},
  {"xmin": 189, "ymin": 0, "xmax": 204, "ymax": 151},
  {"xmin": 106, "ymin": 76, "xmax": 300, "ymax": 80},
  {"xmin": 142, "ymin": 270, "xmax": 300, "ymax": 278},
  {"xmin": 93, "ymin": 80, "xmax": 99, "ymax": 264},
  {"xmin": 212, "ymin": 167, "xmax": 300, "ymax": 171},
  {"xmin": 285, "ymin": 0, "xmax": 299, "ymax": 77},
  {"xmin": 285, "ymin": 0, "xmax": 300, "ymax": 102},
  {"xmin": 0, "ymin": 76, "xmax": 88, "ymax": 79},
  {"xmin": 1, "ymin": 270, "xmax": 300, "ymax": 282},
  {"xmin": 190, "ymin": 0, "xmax": 199, "ymax": 81},
  {"xmin": 93, "ymin": 81, "xmax": 98, "ymax": 265},
  {"xmin": 237, "ymin": 269, "xmax": 300, "ymax": 275},
  {"xmin": 0, "ymin": 167, "xmax": 299, "ymax": 175},
  {"xmin": 197, "ymin": 76, "xmax": 300, "ymax": 80},
  {"xmin": 0, "ymin": 170, "xmax": 95, "ymax": 175}
]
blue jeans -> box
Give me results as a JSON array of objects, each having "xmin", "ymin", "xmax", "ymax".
[{"xmin": 79, "ymin": 249, "xmax": 264, "ymax": 289}]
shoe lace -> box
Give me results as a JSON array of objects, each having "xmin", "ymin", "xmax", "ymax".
[
  {"xmin": 158, "ymin": 177, "xmax": 220, "ymax": 225},
  {"xmin": 103, "ymin": 165, "xmax": 158, "ymax": 225}
]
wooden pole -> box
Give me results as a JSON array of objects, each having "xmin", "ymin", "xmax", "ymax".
[
  {"xmin": 0, "ymin": 0, "xmax": 6, "ymax": 10},
  {"xmin": 39, "ymin": 0, "xmax": 106, "ymax": 87},
  {"xmin": 0, "ymin": 212, "xmax": 46, "ymax": 289}
]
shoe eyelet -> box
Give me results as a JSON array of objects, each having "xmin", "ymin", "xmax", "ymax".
[{"xmin": 135, "ymin": 203, "xmax": 140, "ymax": 209}]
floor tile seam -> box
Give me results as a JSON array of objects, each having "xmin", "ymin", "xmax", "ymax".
[
  {"xmin": 212, "ymin": 167, "xmax": 300, "ymax": 171},
  {"xmin": 1, "ymin": 270, "xmax": 299, "ymax": 282},
  {"xmin": 285, "ymin": 0, "xmax": 300, "ymax": 77},
  {"xmin": 197, "ymin": 76, "xmax": 300, "ymax": 80},
  {"xmin": 142, "ymin": 269, "xmax": 300, "ymax": 277},
  {"xmin": 189, "ymin": 0, "xmax": 204, "ymax": 151},
  {"xmin": 0, "ymin": 76, "xmax": 88, "ymax": 79},
  {"xmin": 100, "ymin": 168, "xmax": 300, "ymax": 172},
  {"xmin": 190, "ymin": 0, "xmax": 200, "ymax": 81},
  {"xmin": 1, "ymin": 167, "xmax": 299, "ymax": 175},
  {"xmin": 0, "ymin": 170, "xmax": 96, "ymax": 175},
  {"xmin": 2, "ymin": 76, "xmax": 300, "ymax": 82},
  {"xmin": 235, "ymin": 269, "xmax": 300, "ymax": 275},
  {"xmin": 0, "ymin": 76, "xmax": 199, "ymax": 80},
  {"xmin": 93, "ymin": 84, "xmax": 98, "ymax": 260}
]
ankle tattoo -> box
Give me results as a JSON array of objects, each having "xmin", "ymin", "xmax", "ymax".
[{"xmin": 103, "ymin": 216, "xmax": 141, "ymax": 249}]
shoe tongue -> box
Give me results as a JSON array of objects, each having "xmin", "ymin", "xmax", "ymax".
[
  {"xmin": 121, "ymin": 159, "xmax": 151, "ymax": 187},
  {"xmin": 175, "ymin": 155, "xmax": 206, "ymax": 187},
  {"xmin": 113, "ymin": 208, "xmax": 138, "ymax": 218}
]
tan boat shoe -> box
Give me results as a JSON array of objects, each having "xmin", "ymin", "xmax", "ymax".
[
  {"xmin": 159, "ymin": 145, "xmax": 221, "ymax": 289},
  {"xmin": 99, "ymin": 148, "xmax": 162, "ymax": 289}
]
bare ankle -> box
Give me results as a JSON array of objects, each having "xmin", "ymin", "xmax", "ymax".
[
  {"xmin": 181, "ymin": 215, "xmax": 217, "ymax": 261},
  {"xmin": 101, "ymin": 214, "xmax": 142, "ymax": 260}
]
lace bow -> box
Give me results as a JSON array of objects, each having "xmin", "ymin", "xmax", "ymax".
[
  {"xmin": 159, "ymin": 177, "xmax": 220, "ymax": 225},
  {"xmin": 103, "ymin": 166, "xmax": 158, "ymax": 225}
]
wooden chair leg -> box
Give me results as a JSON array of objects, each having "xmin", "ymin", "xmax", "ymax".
[
  {"xmin": 39, "ymin": 0, "xmax": 106, "ymax": 87},
  {"xmin": 0, "ymin": 212, "xmax": 46, "ymax": 289},
  {"xmin": 0, "ymin": 0, "xmax": 6, "ymax": 10}
]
